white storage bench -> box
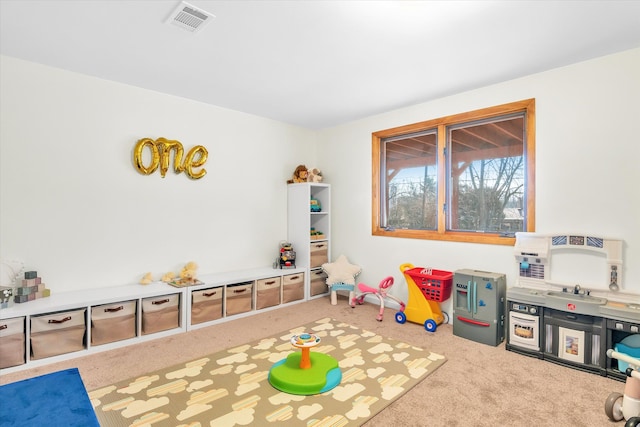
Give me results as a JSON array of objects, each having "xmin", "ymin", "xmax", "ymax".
[{"xmin": 0, "ymin": 266, "xmax": 305, "ymax": 374}]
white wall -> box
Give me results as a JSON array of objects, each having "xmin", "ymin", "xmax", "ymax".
[
  {"xmin": 0, "ymin": 56, "xmax": 317, "ymax": 291},
  {"xmin": 2, "ymin": 49, "xmax": 639, "ymax": 309},
  {"xmin": 319, "ymin": 48, "xmax": 640, "ymax": 311}
]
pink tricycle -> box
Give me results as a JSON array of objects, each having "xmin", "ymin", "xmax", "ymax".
[{"xmin": 350, "ymin": 276, "xmax": 406, "ymax": 322}]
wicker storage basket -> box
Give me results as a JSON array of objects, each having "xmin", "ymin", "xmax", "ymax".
[
  {"xmin": 31, "ymin": 309, "xmax": 86, "ymax": 360},
  {"xmin": 310, "ymin": 242, "xmax": 329, "ymax": 268},
  {"xmin": 91, "ymin": 300, "xmax": 137, "ymax": 345},
  {"xmin": 225, "ymin": 282, "xmax": 253, "ymax": 316},
  {"xmin": 191, "ymin": 287, "xmax": 223, "ymax": 325},
  {"xmin": 142, "ymin": 294, "xmax": 180, "ymax": 335},
  {"xmin": 310, "ymin": 269, "xmax": 328, "ymax": 296},
  {"xmin": 0, "ymin": 316, "xmax": 26, "ymax": 368},
  {"xmin": 282, "ymin": 273, "xmax": 304, "ymax": 303},
  {"xmin": 256, "ymin": 277, "xmax": 281, "ymax": 310}
]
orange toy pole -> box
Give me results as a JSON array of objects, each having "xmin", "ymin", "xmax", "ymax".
[{"xmin": 299, "ymin": 347, "xmax": 312, "ymax": 369}]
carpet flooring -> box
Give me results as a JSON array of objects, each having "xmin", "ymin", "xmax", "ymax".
[{"xmin": 1, "ymin": 296, "xmax": 621, "ymax": 426}]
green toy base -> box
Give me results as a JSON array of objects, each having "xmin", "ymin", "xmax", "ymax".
[{"xmin": 268, "ymin": 352, "xmax": 341, "ymax": 395}]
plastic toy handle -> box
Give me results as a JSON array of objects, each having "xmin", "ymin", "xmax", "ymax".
[
  {"xmin": 607, "ymin": 349, "xmax": 640, "ymax": 377},
  {"xmin": 473, "ymin": 281, "xmax": 477, "ymax": 314},
  {"xmin": 379, "ymin": 276, "xmax": 394, "ymax": 290},
  {"xmin": 456, "ymin": 315, "xmax": 490, "ymax": 327},
  {"xmin": 399, "ymin": 263, "xmax": 414, "ymax": 273}
]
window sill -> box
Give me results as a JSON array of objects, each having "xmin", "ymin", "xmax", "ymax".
[{"xmin": 372, "ymin": 228, "xmax": 516, "ymax": 246}]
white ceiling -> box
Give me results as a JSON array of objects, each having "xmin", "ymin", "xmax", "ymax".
[{"xmin": 1, "ymin": 1, "xmax": 639, "ymax": 129}]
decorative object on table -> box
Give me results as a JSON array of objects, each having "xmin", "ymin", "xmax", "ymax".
[
  {"xmin": 12, "ymin": 270, "xmax": 51, "ymax": 304},
  {"xmin": 278, "ymin": 241, "xmax": 296, "ymax": 269},
  {"xmin": 139, "ymin": 272, "xmax": 154, "ymax": 285},
  {"xmin": 286, "ymin": 164, "xmax": 308, "ymax": 183},
  {"xmin": 351, "ymin": 276, "xmax": 407, "ymax": 323},
  {"xmin": 307, "ymin": 167, "xmax": 323, "ymax": 182},
  {"xmin": 180, "ymin": 261, "xmax": 198, "ymax": 281},
  {"xmin": 166, "ymin": 261, "xmax": 203, "ymax": 287},
  {"xmin": 0, "ymin": 258, "xmax": 24, "ymax": 287},
  {"xmin": 321, "ymin": 254, "xmax": 361, "ymax": 305},
  {"xmin": 268, "ymin": 332, "xmax": 341, "ymax": 395},
  {"xmin": 168, "ymin": 277, "xmax": 203, "ymax": 288},
  {"xmin": 1, "ymin": 258, "xmax": 24, "ymax": 307},
  {"xmin": 310, "ymin": 227, "xmax": 325, "ymax": 240},
  {"xmin": 0, "ymin": 286, "xmax": 13, "ymax": 309},
  {"xmin": 141, "ymin": 262, "xmax": 203, "ymax": 287},
  {"xmin": 310, "ymin": 195, "xmax": 321, "ymax": 212},
  {"xmin": 161, "ymin": 271, "xmax": 175, "ymax": 282}
]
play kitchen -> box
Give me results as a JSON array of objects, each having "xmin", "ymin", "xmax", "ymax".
[{"xmin": 506, "ymin": 232, "xmax": 640, "ymax": 381}]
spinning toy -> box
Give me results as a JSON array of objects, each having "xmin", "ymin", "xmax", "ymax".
[{"xmin": 268, "ymin": 333, "xmax": 341, "ymax": 395}]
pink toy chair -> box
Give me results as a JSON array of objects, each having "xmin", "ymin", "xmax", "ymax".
[{"xmin": 350, "ymin": 276, "xmax": 406, "ymax": 322}]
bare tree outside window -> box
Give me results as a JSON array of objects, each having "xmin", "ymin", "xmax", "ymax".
[
  {"xmin": 372, "ymin": 99, "xmax": 535, "ymax": 245},
  {"xmin": 448, "ymin": 115, "xmax": 525, "ymax": 233},
  {"xmin": 387, "ymin": 169, "xmax": 438, "ymax": 230}
]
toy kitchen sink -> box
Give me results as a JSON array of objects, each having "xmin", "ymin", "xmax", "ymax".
[
  {"xmin": 545, "ymin": 287, "xmax": 608, "ymax": 316},
  {"xmin": 507, "ymin": 232, "xmax": 639, "ymax": 381}
]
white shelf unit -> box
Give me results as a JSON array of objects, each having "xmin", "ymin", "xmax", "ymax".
[
  {"xmin": 0, "ymin": 282, "xmax": 185, "ymax": 374},
  {"xmin": 0, "ymin": 266, "xmax": 305, "ymax": 374},
  {"xmin": 287, "ymin": 183, "xmax": 331, "ymax": 299}
]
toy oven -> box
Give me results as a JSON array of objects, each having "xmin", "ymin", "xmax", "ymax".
[{"xmin": 508, "ymin": 302, "xmax": 541, "ymax": 352}]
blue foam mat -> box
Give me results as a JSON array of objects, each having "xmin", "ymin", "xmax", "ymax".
[{"xmin": 0, "ymin": 367, "xmax": 99, "ymax": 426}]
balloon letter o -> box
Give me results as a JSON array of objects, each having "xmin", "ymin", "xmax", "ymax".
[{"xmin": 134, "ymin": 138, "xmax": 159, "ymax": 175}]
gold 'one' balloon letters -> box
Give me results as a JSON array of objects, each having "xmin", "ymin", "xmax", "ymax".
[{"xmin": 133, "ymin": 138, "xmax": 208, "ymax": 179}]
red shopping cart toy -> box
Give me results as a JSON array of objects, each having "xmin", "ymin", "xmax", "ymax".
[
  {"xmin": 399, "ymin": 263, "xmax": 452, "ymax": 332},
  {"xmin": 350, "ymin": 276, "xmax": 406, "ymax": 322}
]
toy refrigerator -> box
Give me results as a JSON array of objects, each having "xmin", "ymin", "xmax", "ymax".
[{"xmin": 453, "ymin": 269, "xmax": 506, "ymax": 346}]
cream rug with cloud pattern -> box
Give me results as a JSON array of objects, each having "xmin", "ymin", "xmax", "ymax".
[{"xmin": 89, "ymin": 318, "xmax": 446, "ymax": 426}]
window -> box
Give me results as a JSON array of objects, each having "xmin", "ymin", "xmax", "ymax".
[{"xmin": 372, "ymin": 99, "xmax": 535, "ymax": 245}]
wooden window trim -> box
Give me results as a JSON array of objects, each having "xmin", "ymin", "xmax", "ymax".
[{"xmin": 371, "ymin": 99, "xmax": 535, "ymax": 246}]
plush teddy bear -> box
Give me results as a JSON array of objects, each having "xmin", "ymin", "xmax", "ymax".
[
  {"xmin": 180, "ymin": 261, "xmax": 198, "ymax": 282},
  {"xmin": 307, "ymin": 168, "xmax": 323, "ymax": 182},
  {"xmin": 287, "ymin": 165, "xmax": 308, "ymax": 183},
  {"xmin": 140, "ymin": 272, "xmax": 153, "ymax": 285},
  {"xmin": 161, "ymin": 272, "xmax": 175, "ymax": 282}
]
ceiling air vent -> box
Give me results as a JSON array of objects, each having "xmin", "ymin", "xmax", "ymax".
[{"xmin": 167, "ymin": 1, "xmax": 215, "ymax": 33}]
